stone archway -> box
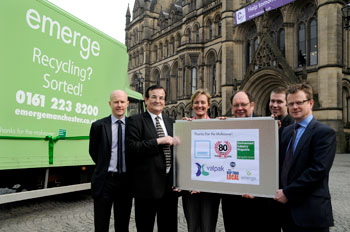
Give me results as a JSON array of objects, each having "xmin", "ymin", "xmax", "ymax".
[{"xmin": 240, "ymin": 69, "xmax": 289, "ymax": 116}]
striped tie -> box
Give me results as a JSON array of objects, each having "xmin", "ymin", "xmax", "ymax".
[{"xmin": 155, "ymin": 116, "xmax": 171, "ymax": 173}]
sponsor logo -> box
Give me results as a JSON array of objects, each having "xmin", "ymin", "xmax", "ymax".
[
  {"xmin": 226, "ymin": 170, "xmax": 240, "ymax": 180},
  {"xmin": 237, "ymin": 141, "xmax": 255, "ymax": 160},
  {"xmin": 195, "ymin": 163, "xmax": 225, "ymax": 176},
  {"xmin": 236, "ymin": 8, "xmax": 246, "ymax": 24},
  {"xmin": 214, "ymin": 141, "xmax": 232, "ymax": 158},
  {"xmin": 195, "ymin": 163, "xmax": 209, "ymax": 176},
  {"xmin": 230, "ymin": 162, "xmax": 236, "ymax": 168},
  {"xmin": 206, "ymin": 165, "xmax": 225, "ymax": 172},
  {"xmin": 241, "ymin": 170, "xmax": 256, "ymax": 181}
]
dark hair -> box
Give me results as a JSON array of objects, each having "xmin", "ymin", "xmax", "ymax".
[
  {"xmin": 145, "ymin": 85, "xmax": 167, "ymax": 100},
  {"xmin": 271, "ymin": 86, "xmax": 287, "ymax": 95},
  {"xmin": 286, "ymin": 83, "xmax": 313, "ymax": 100},
  {"xmin": 230, "ymin": 90, "xmax": 253, "ymax": 104}
]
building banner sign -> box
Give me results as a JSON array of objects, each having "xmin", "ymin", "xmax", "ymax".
[{"xmin": 235, "ymin": 0, "xmax": 295, "ymax": 25}]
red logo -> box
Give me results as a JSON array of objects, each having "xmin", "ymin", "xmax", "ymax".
[{"xmin": 214, "ymin": 141, "xmax": 232, "ymax": 158}]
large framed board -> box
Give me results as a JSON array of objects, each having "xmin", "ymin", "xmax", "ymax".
[{"xmin": 173, "ymin": 117, "xmax": 278, "ymax": 198}]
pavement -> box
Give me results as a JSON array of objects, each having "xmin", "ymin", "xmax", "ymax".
[{"xmin": 0, "ymin": 154, "xmax": 349, "ymax": 232}]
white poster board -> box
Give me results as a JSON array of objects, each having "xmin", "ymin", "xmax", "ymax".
[{"xmin": 173, "ymin": 117, "xmax": 278, "ymax": 198}]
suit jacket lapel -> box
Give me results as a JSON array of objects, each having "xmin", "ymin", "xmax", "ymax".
[
  {"xmin": 291, "ymin": 118, "xmax": 316, "ymax": 164},
  {"xmin": 104, "ymin": 116, "xmax": 112, "ymax": 148},
  {"xmin": 163, "ymin": 113, "xmax": 173, "ymax": 136},
  {"xmin": 144, "ymin": 112, "xmax": 158, "ymax": 139}
]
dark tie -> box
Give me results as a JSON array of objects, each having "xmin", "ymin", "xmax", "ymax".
[
  {"xmin": 117, "ymin": 120, "xmax": 123, "ymax": 173},
  {"xmin": 281, "ymin": 124, "xmax": 300, "ymax": 187},
  {"xmin": 155, "ymin": 116, "xmax": 171, "ymax": 173}
]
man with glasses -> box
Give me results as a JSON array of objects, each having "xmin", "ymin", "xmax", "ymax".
[
  {"xmin": 125, "ymin": 85, "xmax": 178, "ymax": 232},
  {"xmin": 231, "ymin": 90, "xmax": 255, "ymax": 118},
  {"xmin": 274, "ymin": 83, "xmax": 336, "ymax": 232},
  {"xmin": 222, "ymin": 90, "xmax": 267, "ymax": 231}
]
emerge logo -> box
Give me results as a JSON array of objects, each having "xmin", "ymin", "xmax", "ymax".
[{"xmin": 195, "ymin": 163, "xmax": 209, "ymax": 176}]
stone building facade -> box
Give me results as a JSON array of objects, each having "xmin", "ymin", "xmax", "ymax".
[{"xmin": 125, "ymin": 0, "xmax": 349, "ymax": 152}]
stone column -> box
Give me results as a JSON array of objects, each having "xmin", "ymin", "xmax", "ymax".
[{"xmin": 316, "ymin": 1, "xmax": 345, "ymax": 152}]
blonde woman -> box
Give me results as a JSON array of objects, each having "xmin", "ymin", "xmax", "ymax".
[{"xmin": 182, "ymin": 89, "xmax": 220, "ymax": 232}]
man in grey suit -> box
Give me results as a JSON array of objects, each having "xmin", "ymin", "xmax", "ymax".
[
  {"xmin": 275, "ymin": 83, "xmax": 336, "ymax": 232},
  {"xmin": 89, "ymin": 90, "xmax": 132, "ymax": 232}
]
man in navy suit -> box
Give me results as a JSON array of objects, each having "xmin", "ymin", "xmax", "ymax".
[
  {"xmin": 125, "ymin": 85, "xmax": 178, "ymax": 232},
  {"xmin": 275, "ymin": 83, "xmax": 336, "ymax": 232},
  {"xmin": 89, "ymin": 90, "xmax": 132, "ymax": 232}
]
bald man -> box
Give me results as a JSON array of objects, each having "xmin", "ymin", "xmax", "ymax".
[{"xmin": 89, "ymin": 90, "xmax": 132, "ymax": 232}]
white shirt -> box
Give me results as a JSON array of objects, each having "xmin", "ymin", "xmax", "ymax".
[{"xmin": 147, "ymin": 110, "xmax": 168, "ymax": 136}]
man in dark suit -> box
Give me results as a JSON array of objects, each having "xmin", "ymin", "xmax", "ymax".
[
  {"xmin": 275, "ymin": 83, "xmax": 336, "ymax": 232},
  {"xmin": 89, "ymin": 90, "xmax": 132, "ymax": 232},
  {"xmin": 125, "ymin": 85, "xmax": 178, "ymax": 232},
  {"xmin": 222, "ymin": 90, "xmax": 263, "ymax": 232},
  {"xmin": 269, "ymin": 87, "xmax": 295, "ymax": 231}
]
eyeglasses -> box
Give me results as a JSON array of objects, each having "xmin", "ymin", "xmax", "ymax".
[
  {"xmin": 287, "ymin": 99, "xmax": 310, "ymax": 107},
  {"xmin": 233, "ymin": 102, "xmax": 250, "ymax": 108}
]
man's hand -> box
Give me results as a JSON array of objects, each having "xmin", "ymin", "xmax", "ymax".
[
  {"xmin": 271, "ymin": 114, "xmax": 282, "ymax": 129},
  {"xmin": 157, "ymin": 136, "xmax": 175, "ymax": 145},
  {"xmin": 274, "ymin": 189, "xmax": 288, "ymax": 203},
  {"xmin": 242, "ymin": 193, "xmax": 255, "ymax": 199}
]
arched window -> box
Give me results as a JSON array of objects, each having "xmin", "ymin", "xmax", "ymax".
[
  {"xmin": 269, "ymin": 13, "xmax": 285, "ymax": 56},
  {"xmin": 218, "ymin": 20, "xmax": 222, "ymax": 36},
  {"xmin": 309, "ymin": 19, "xmax": 317, "ymax": 65},
  {"xmin": 171, "ymin": 37, "xmax": 175, "ymax": 55},
  {"xmin": 165, "ymin": 40, "xmax": 169, "ymax": 57},
  {"xmin": 215, "ymin": 16, "xmax": 222, "ymax": 37},
  {"xmin": 209, "ymin": 21, "xmax": 213, "ymax": 40},
  {"xmin": 176, "ymin": 34, "xmax": 181, "ymax": 48},
  {"xmin": 193, "ymin": 25, "xmax": 200, "ymax": 43},
  {"xmin": 166, "ymin": 71, "xmax": 170, "ymax": 103},
  {"xmin": 298, "ymin": 22, "xmax": 306, "ymax": 67},
  {"xmin": 207, "ymin": 52, "xmax": 216, "ymax": 95},
  {"xmin": 297, "ymin": 3, "xmax": 317, "ymax": 67},
  {"xmin": 156, "ymin": 72, "xmax": 160, "ymax": 86},
  {"xmin": 245, "ymin": 23, "xmax": 257, "ymax": 70},
  {"xmin": 160, "ymin": 43, "xmax": 163, "ymax": 58},
  {"xmin": 191, "ymin": 67, "xmax": 197, "ymax": 94},
  {"xmin": 186, "ymin": 29, "xmax": 192, "ymax": 43},
  {"xmin": 246, "ymin": 41, "xmax": 251, "ymax": 66},
  {"xmin": 154, "ymin": 45, "xmax": 158, "ymax": 62},
  {"xmin": 278, "ymin": 29, "xmax": 285, "ymax": 56},
  {"xmin": 153, "ymin": 69, "xmax": 160, "ymax": 86},
  {"xmin": 191, "ymin": 0, "xmax": 196, "ymax": 11},
  {"xmin": 182, "ymin": 59, "xmax": 186, "ymax": 97}
]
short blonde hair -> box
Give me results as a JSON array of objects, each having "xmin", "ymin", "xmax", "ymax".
[{"xmin": 191, "ymin": 89, "xmax": 211, "ymax": 106}]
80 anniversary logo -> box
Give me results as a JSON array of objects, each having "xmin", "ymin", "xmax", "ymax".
[{"xmin": 214, "ymin": 141, "xmax": 232, "ymax": 158}]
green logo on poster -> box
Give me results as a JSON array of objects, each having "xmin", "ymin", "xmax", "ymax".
[{"xmin": 237, "ymin": 141, "xmax": 255, "ymax": 160}]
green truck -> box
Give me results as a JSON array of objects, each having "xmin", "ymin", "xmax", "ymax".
[{"xmin": 0, "ymin": 0, "xmax": 143, "ymax": 203}]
